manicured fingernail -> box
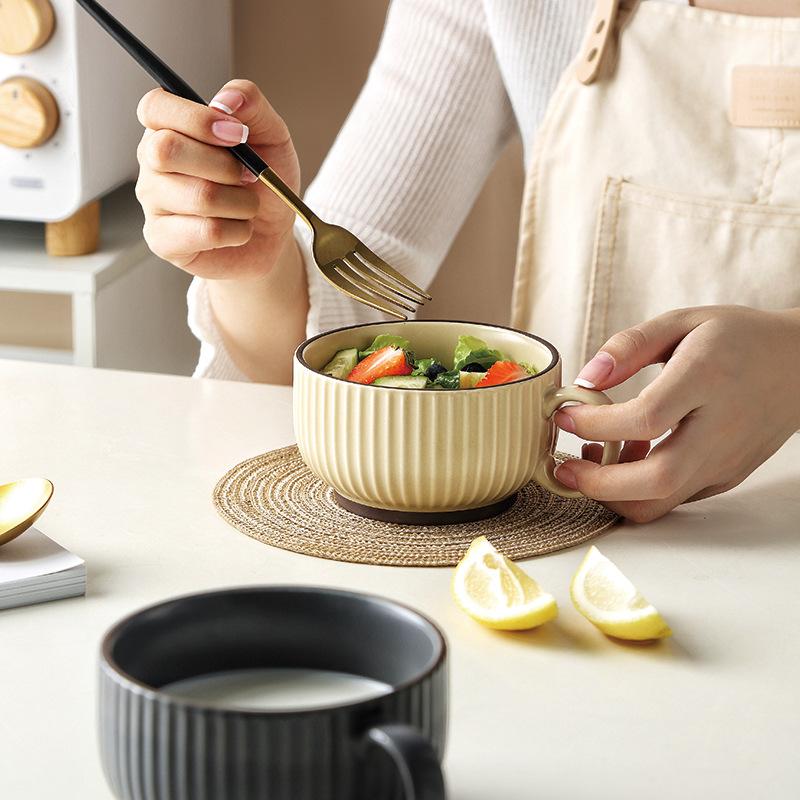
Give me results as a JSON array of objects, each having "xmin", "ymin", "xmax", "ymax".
[
  {"xmin": 574, "ymin": 351, "xmax": 615, "ymax": 389},
  {"xmin": 240, "ymin": 166, "xmax": 259, "ymax": 184},
  {"xmin": 554, "ymin": 462, "xmax": 578, "ymax": 489},
  {"xmin": 554, "ymin": 410, "xmax": 576, "ymax": 433},
  {"xmin": 209, "ymin": 89, "xmax": 246, "ymax": 115},
  {"xmin": 212, "ymin": 120, "xmax": 249, "ymax": 145}
]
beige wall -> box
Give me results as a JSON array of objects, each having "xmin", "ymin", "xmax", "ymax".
[{"xmin": 234, "ymin": 0, "xmax": 524, "ymax": 326}]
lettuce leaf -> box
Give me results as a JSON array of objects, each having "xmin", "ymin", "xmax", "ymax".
[
  {"xmin": 453, "ymin": 335, "xmax": 488, "ymax": 366},
  {"xmin": 412, "ymin": 357, "xmax": 435, "ymax": 376},
  {"xmin": 452, "ymin": 335, "xmax": 505, "ymax": 372},
  {"xmin": 359, "ymin": 334, "xmax": 411, "ymax": 360}
]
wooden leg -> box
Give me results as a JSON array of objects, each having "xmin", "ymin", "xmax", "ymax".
[{"xmin": 45, "ymin": 200, "xmax": 101, "ymax": 257}]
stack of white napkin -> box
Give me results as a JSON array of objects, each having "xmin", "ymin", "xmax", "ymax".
[{"xmin": 0, "ymin": 528, "xmax": 85, "ymax": 611}]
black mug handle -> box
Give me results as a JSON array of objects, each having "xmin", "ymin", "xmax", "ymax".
[{"xmin": 365, "ymin": 725, "xmax": 446, "ymax": 800}]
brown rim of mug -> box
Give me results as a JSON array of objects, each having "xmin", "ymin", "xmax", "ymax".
[{"xmin": 294, "ymin": 319, "xmax": 560, "ymax": 391}]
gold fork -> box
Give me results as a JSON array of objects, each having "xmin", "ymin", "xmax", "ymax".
[
  {"xmin": 77, "ymin": 0, "xmax": 431, "ymax": 319},
  {"xmin": 255, "ymin": 167, "xmax": 431, "ymax": 318}
]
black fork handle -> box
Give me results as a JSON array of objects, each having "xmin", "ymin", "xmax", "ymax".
[{"xmin": 75, "ymin": 0, "xmax": 268, "ymax": 177}]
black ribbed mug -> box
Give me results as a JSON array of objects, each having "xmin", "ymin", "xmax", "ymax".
[{"xmin": 98, "ymin": 587, "xmax": 448, "ymax": 800}]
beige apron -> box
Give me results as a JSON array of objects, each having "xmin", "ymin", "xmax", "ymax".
[{"xmin": 512, "ymin": 0, "xmax": 800, "ymax": 399}]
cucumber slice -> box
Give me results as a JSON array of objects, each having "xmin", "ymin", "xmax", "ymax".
[
  {"xmin": 459, "ymin": 371, "xmax": 484, "ymax": 389},
  {"xmin": 321, "ymin": 348, "xmax": 359, "ymax": 380},
  {"xmin": 372, "ymin": 375, "xmax": 429, "ymax": 389}
]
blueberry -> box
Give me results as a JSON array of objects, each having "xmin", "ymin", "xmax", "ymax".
[{"xmin": 425, "ymin": 363, "xmax": 447, "ymax": 381}]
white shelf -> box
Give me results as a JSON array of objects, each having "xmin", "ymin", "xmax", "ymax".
[
  {"xmin": 0, "ymin": 184, "xmax": 149, "ymax": 294},
  {"xmin": 0, "ymin": 183, "xmax": 197, "ymax": 374},
  {"xmin": 0, "ymin": 345, "xmax": 72, "ymax": 364}
]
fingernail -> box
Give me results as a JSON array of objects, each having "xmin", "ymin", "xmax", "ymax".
[
  {"xmin": 240, "ymin": 167, "xmax": 259, "ymax": 184},
  {"xmin": 554, "ymin": 462, "xmax": 578, "ymax": 490},
  {"xmin": 212, "ymin": 120, "xmax": 249, "ymax": 145},
  {"xmin": 554, "ymin": 410, "xmax": 576, "ymax": 433},
  {"xmin": 574, "ymin": 351, "xmax": 615, "ymax": 389},
  {"xmin": 209, "ymin": 89, "xmax": 246, "ymax": 116}
]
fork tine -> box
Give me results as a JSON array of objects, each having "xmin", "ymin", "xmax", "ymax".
[
  {"xmin": 322, "ymin": 262, "xmax": 407, "ymax": 320},
  {"xmin": 346, "ymin": 253, "xmax": 426, "ymax": 306},
  {"xmin": 354, "ymin": 243, "xmax": 433, "ymax": 302},
  {"xmin": 335, "ymin": 262, "xmax": 417, "ymax": 314}
]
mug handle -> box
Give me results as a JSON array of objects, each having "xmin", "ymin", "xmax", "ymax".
[
  {"xmin": 365, "ymin": 724, "xmax": 446, "ymax": 800},
  {"xmin": 535, "ymin": 385, "xmax": 622, "ymax": 500}
]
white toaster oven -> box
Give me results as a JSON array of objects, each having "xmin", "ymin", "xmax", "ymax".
[{"xmin": 0, "ymin": 0, "xmax": 232, "ymax": 223}]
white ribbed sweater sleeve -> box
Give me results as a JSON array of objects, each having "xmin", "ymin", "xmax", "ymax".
[
  {"xmin": 302, "ymin": 0, "xmax": 516, "ymax": 338},
  {"xmin": 187, "ymin": 276, "xmax": 249, "ymax": 381}
]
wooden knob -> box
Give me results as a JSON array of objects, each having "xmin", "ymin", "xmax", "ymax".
[
  {"xmin": 0, "ymin": 0, "xmax": 55, "ymax": 55},
  {"xmin": 0, "ymin": 77, "xmax": 59, "ymax": 149}
]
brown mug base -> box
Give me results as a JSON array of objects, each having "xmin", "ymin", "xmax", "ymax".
[{"xmin": 332, "ymin": 491, "xmax": 518, "ymax": 527}]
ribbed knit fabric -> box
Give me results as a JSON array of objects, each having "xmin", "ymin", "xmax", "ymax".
[{"xmin": 189, "ymin": 0, "xmax": 686, "ymax": 381}]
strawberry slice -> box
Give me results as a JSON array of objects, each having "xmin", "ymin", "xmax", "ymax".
[
  {"xmin": 346, "ymin": 346, "xmax": 413, "ymax": 384},
  {"xmin": 476, "ymin": 361, "xmax": 530, "ymax": 388}
]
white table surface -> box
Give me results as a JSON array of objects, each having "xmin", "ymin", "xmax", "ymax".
[{"xmin": 1, "ymin": 360, "xmax": 798, "ymax": 800}]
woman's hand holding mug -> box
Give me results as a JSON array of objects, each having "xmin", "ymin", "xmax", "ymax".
[{"xmin": 554, "ymin": 305, "xmax": 800, "ymax": 523}]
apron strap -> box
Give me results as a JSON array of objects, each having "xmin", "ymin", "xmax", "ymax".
[
  {"xmin": 576, "ymin": 0, "xmax": 620, "ymax": 85},
  {"xmin": 690, "ymin": 1, "xmax": 800, "ymax": 16},
  {"xmin": 577, "ymin": 0, "xmax": 800, "ymax": 86}
]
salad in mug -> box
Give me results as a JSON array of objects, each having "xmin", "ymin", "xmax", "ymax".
[{"xmin": 320, "ymin": 333, "xmax": 539, "ymax": 389}]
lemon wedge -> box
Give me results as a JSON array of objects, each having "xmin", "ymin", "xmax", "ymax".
[
  {"xmin": 570, "ymin": 546, "xmax": 672, "ymax": 641},
  {"xmin": 452, "ymin": 536, "xmax": 558, "ymax": 630}
]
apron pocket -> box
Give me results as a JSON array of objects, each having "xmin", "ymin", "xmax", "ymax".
[{"xmin": 583, "ymin": 177, "xmax": 800, "ymax": 396}]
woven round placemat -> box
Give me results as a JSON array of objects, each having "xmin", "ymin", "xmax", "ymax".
[{"xmin": 213, "ymin": 445, "xmax": 618, "ymax": 567}]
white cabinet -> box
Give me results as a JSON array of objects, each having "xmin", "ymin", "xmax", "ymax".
[{"xmin": 0, "ymin": 184, "xmax": 198, "ymax": 374}]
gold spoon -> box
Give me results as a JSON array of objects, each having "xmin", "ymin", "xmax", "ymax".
[{"xmin": 0, "ymin": 479, "xmax": 54, "ymax": 547}]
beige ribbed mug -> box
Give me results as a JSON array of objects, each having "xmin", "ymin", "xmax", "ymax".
[{"xmin": 294, "ymin": 321, "xmax": 620, "ymax": 518}]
